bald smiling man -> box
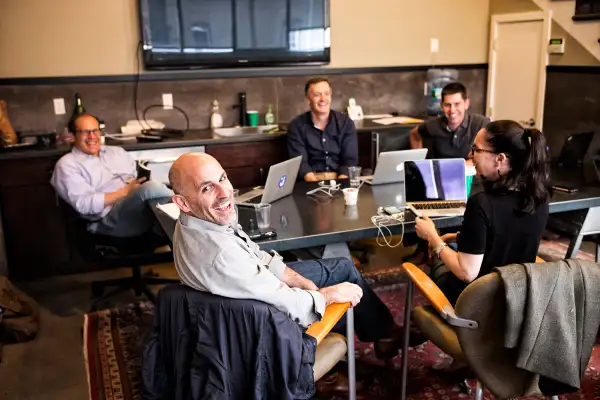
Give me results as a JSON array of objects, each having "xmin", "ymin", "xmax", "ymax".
[{"xmin": 167, "ymin": 153, "xmax": 407, "ymax": 360}]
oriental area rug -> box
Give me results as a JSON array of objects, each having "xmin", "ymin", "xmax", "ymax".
[{"xmin": 83, "ymin": 240, "xmax": 599, "ymax": 400}]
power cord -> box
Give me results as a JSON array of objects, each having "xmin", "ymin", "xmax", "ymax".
[
  {"xmin": 371, "ymin": 208, "xmax": 405, "ymax": 248},
  {"xmin": 306, "ymin": 180, "xmax": 341, "ymax": 197},
  {"xmin": 134, "ymin": 41, "xmax": 146, "ymax": 130},
  {"xmin": 142, "ymin": 104, "xmax": 190, "ymax": 133},
  {"xmin": 134, "ymin": 41, "xmax": 190, "ymax": 134}
]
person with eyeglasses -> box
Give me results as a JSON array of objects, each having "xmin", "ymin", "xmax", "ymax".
[
  {"xmin": 413, "ymin": 120, "xmax": 551, "ymax": 306},
  {"xmin": 409, "ymin": 82, "xmax": 490, "ymax": 162},
  {"xmin": 51, "ymin": 113, "xmax": 173, "ymax": 237}
]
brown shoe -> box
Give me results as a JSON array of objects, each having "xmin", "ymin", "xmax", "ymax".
[
  {"xmin": 373, "ymin": 324, "xmax": 428, "ymax": 360},
  {"xmin": 315, "ymin": 370, "xmax": 363, "ymax": 396}
]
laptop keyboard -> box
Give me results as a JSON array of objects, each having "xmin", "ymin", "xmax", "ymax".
[
  {"xmin": 412, "ymin": 201, "xmax": 467, "ymax": 210},
  {"xmin": 244, "ymin": 195, "xmax": 263, "ymax": 204}
]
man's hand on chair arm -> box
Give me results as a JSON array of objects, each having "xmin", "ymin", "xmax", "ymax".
[{"xmin": 318, "ymin": 283, "xmax": 363, "ymax": 307}]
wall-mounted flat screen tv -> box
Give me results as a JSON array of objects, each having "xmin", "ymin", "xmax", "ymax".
[{"xmin": 139, "ymin": 0, "xmax": 331, "ymax": 70}]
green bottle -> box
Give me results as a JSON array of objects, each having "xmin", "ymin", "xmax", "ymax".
[
  {"xmin": 264, "ymin": 104, "xmax": 275, "ymax": 125},
  {"xmin": 73, "ymin": 93, "xmax": 86, "ymax": 116},
  {"xmin": 68, "ymin": 93, "xmax": 86, "ymax": 131}
]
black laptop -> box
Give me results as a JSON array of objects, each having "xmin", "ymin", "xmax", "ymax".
[{"xmin": 556, "ymin": 131, "xmax": 595, "ymax": 168}]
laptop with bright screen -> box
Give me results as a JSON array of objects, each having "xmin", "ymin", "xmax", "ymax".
[{"xmin": 404, "ymin": 159, "xmax": 467, "ymax": 217}]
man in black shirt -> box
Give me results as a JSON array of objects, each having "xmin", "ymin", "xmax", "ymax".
[
  {"xmin": 409, "ymin": 82, "xmax": 490, "ymax": 160},
  {"xmin": 287, "ymin": 77, "xmax": 359, "ymax": 182}
]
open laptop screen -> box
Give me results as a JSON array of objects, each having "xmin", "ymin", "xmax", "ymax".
[
  {"xmin": 405, "ymin": 159, "xmax": 466, "ymax": 202},
  {"xmin": 556, "ymin": 131, "xmax": 594, "ymax": 168}
]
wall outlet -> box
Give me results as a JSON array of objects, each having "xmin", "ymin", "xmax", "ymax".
[
  {"xmin": 162, "ymin": 93, "xmax": 173, "ymax": 110},
  {"xmin": 53, "ymin": 98, "xmax": 66, "ymax": 115},
  {"xmin": 430, "ymin": 38, "xmax": 439, "ymax": 53}
]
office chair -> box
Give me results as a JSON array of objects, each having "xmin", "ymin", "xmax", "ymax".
[
  {"xmin": 144, "ymin": 284, "xmax": 357, "ymax": 399},
  {"xmin": 401, "ymin": 257, "xmax": 572, "ymax": 399},
  {"xmin": 58, "ymin": 197, "xmax": 178, "ymax": 306}
]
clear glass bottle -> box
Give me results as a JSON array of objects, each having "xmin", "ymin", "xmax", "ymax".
[{"xmin": 264, "ymin": 104, "xmax": 275, "ymax": 125}]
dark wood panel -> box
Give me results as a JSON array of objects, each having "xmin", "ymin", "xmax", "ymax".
[
  {"xmin": 205, "ymin": 138, "xmax": 287, "ymax": 168},
  {"xmin": 0, "ymin": 156, "xmax": 61, "ymax": 187},
  {"xmin": 357, "ymin": 132, "xmax": 372, "ymax": 171},
  {"xmin": 0, "ymin": 184, "xmax": 70, "ymax": 280}
]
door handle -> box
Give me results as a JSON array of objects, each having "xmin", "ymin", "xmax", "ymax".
[{"xmin": 519, "ymin": 118, "xmax": 535, "ymax": 127}]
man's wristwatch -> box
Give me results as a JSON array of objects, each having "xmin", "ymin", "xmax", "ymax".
[{"xmin": 432, "ymin": 242, "xmax": 448, "ymax": 258}]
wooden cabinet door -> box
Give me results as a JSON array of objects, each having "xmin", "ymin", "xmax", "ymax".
[
  {"xmin": 0, "ymin": 184, "xmax": 71, "ymax": 280},
  {"xmin": 206, "ymin": 138, "xmax": 288, "ymax": 188}
]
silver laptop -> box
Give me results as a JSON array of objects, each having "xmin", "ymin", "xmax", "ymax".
[
  {"xmin": 361, "ymin": 149, "xmax": 428, "ymax": 185},
  {"xmin": 404, "ymin": 158, "xmax": 467, "ymax": 217},
  {"xmin": 236, "ymin": 156, "xmax": 302, "ymax": 207}
]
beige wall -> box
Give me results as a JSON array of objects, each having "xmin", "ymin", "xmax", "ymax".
[
  {"xmin": 0, "ymin": 0, "xmax": 490, "ymax": 78},
  {"xmin": 329, "ymin": 0, "xmax": 490, "ymax": 68},
  {"xmin": 549, "ymin": 21, "xmax": 600, "ymax": 66},
  {"xmin": 489, "ymin": 0, "xmax": 540, "ymax": 15},
  {"xmin": 490, "ymin": 0, "xmax": 600, "ymax": 66},
  {"xmin": 533, "ymin": 0, "xmax": 600, "ymax": 66},
  {"xmin": 0, "ymin": 0, "xmax": 139, "ymax": 77}
]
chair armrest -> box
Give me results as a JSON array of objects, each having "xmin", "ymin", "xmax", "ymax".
[
  {"xmin": 305, "ymin": 302, "xmax": 350, "ymax": 345},
  {"xmin": 401, "ymin": 262, "xmax": 477, "ymax": 329}
]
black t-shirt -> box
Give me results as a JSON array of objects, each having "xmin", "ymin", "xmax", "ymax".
[
  {"xmin": 417, "ymin": 113, "xmax": 490, "ymax": 159},
  {"xmin": 440, "ymin": 191, "xmax": 549, "ymax": 304}
]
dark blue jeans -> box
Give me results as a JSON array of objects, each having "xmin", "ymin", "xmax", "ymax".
[{"xmin": 287, "ymin": 257, "xmax": 396, "ymax": 342}]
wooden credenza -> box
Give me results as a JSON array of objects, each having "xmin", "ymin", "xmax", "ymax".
[
  {"xmin": 0, "ymin": 138, "xmax": 291, "ymax": 281},
  {"xmin": 0, "ymin": 131, "xmax": 381, "ymax": 281}
]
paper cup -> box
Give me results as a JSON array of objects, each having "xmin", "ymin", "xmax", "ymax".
[{"xmin": 342, "ymin": 188, "xmax": 359, "ymax": 206}]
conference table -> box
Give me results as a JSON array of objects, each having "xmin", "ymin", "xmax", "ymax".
[
  {"xmin": 150, "ymin": 176, "xmax": 600, "ymax": 400},
  {"xmin": 152, "ymin": 179, "xmax": 600, "ymax": 250}
]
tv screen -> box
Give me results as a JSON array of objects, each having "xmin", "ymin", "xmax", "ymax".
[{"xmin": 139, "ymin": 0, "xmax": 331, "ymax": 70}]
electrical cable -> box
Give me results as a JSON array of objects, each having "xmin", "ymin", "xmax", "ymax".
[
  {"xmin": 371, "ymin": 209, "xmax": 405, "ymax": 248},
  {"xmin": 134, "ymin": 41, "xmax": 146, "ymax": 130},
  {"xmin": 306, "ymin": 180, "xmax": 341, "ymax": 197},
  {"xmin": 134, "ymin": 41, "xmax": 190, "ymax": 134},
  {"xmin": 142, "ymin": 104, "xmax": 190, "ymax": 133}
]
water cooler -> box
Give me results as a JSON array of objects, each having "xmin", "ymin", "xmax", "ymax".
[{"xmin": 426, "ymin": 69, "xmax": 459, "ymax": 116}]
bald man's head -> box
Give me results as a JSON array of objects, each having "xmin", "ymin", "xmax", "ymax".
[
  {"xmin": 169, "ymin": 153, "xmax": 236, "ymax": 225},
  {"xmin": 72, "ymin": 114, "xmax": 102, "ymax": 156}
]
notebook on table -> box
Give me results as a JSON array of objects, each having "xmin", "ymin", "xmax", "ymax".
[{"xmin": 404, "ymin": 158, "xmax": 468, "ymax": 217}]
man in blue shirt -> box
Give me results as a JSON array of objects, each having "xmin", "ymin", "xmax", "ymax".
[
  {"xmin": 287, "ymin": 77, "xmax": 359, "ymax": 182},
  {"xmin": 51, "ymin": 113, "xmax": 172, "ymax": 237}
]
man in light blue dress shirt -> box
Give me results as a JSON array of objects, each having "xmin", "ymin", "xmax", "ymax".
[{"xmin": 51, "ymin": 114, "xmax": 173, "ymax": 237}]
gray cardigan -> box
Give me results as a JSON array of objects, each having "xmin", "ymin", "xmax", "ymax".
[{"xmin": 495, "ymin": 259, "xmax": 600, "ymax": 395}]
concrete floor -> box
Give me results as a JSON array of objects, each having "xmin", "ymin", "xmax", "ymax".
[{"xmin": 0, "ymin": 263, "xmax": 178, "ymax": 400}]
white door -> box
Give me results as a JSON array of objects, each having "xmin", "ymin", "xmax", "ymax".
[{"xmin": 487, "ymin": 11, "xmax": 551, "ymax": 130}]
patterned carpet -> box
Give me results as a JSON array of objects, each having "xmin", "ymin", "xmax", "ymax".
[
  {"xmin": 82, "ymin": 240, "xmax": 598, "ymax": 400},
  {"xmin": 538, "ymin": 237, "xmax": 596, "ymax": 262}
]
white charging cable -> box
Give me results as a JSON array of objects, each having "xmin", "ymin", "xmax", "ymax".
[
  {"xmin": 306, "ymin": 179, "xmax": 341, "ymax": 197},
  {"xmin": 370, "ymin": 209, "xmax": 405, "ymax": 248}
]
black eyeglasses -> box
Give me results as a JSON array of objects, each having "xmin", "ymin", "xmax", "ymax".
[
  {"xmin": 75, "ymin": 128, "xmax": 102, "ymax": 136},
  {"xmin": 471, "ymin": 145, "xmax": 496, "ymax": 155}
]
